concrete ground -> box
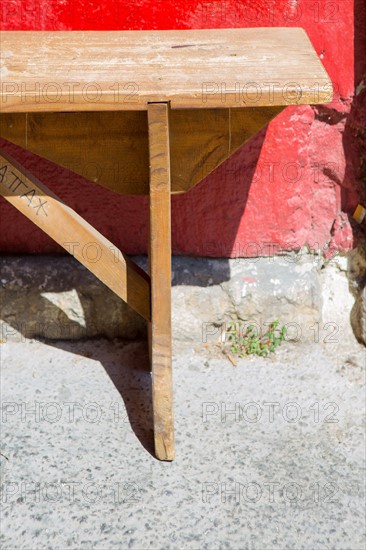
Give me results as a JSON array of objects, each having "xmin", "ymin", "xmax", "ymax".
[{"xmin": 0, "ymin": 331, "xmax": 365, "ymax": 550}]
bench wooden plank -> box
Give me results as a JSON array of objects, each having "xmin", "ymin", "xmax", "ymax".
[
  {"xmin": 0, "ymin": 148, "xmax": 151, "ymax": 321},
  {"xmin": 148, "ymin": 102, "xmax": 175, "ymax": 461},
  {"xmin": 0, "ymin": 28, "xmax": 332, "ymax": 113},
  {"xmin": 0, "ymin": 106, "xmax": 283, "ymax": 194}
]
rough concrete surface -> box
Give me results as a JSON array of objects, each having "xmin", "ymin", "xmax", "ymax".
[
  {"xmin": 0, "ymin": 332, "xmax": 365, "ymax": 549},
  {"xmin": 1, "ymin": 251, "xmax": 365, "ymax": 549}
]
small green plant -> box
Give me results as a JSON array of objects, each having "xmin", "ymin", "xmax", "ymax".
[{"xmin": 224, "ymin": 321, "xmax": 287, "ymax": 361}]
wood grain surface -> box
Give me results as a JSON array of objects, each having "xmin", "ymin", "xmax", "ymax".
[
  {"xmin": 0, "ymin": 28, "xmax": 332, "ymax": 112},
  {"xmin": 147, "ymin": 102, "xmax": 175, "ymax": 461},
  {"xmin": 0, "ymin": 106, "xmax": 283, "ymax": 194}
]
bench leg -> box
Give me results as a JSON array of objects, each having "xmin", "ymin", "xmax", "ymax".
[{"xmin": 147, "ymin": 102, "xmax": 175, "ymax": 461}]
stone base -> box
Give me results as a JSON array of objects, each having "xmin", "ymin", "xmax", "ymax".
[
  {"xmin": 0, "ymin": 252, "xmax": 362, "ymax": 348},
  {"xmin": 348, "ymin": 239, "xmax": 366, "ymax": 346}
]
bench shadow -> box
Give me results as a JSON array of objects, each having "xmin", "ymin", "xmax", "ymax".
[{"xmin": 39, "ymin": 334, "xmax": 155, "ymax": 458}]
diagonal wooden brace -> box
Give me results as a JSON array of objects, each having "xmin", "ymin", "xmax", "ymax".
[{"xmin": 0, "ymin": 148, "xmax": 151, "ymax": 321}]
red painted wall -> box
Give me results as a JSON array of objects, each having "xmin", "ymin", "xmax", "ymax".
[{"xmin": 1, "ymin": 1, "xmax": 365, "ymax": 258}]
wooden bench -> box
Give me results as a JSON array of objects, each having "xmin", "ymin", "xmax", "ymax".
[{"xmin": 0, "ymin": 28, "xmax": 332, "ymax": 460}]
